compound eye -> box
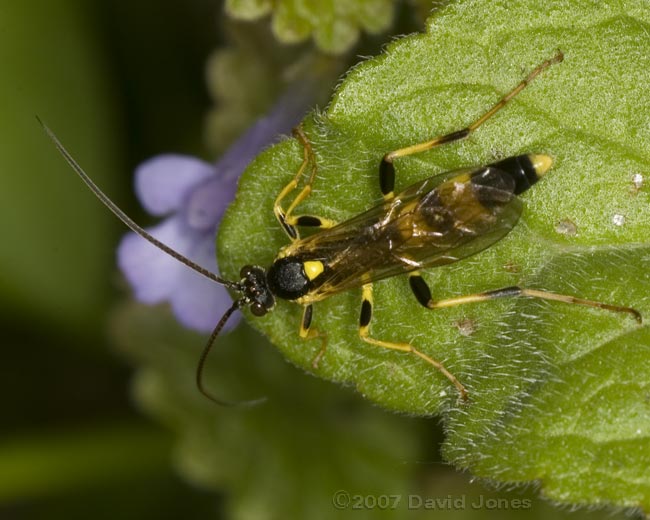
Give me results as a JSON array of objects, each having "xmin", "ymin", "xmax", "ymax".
[
  {"xmin": 240, "ymin": 265, "xmax": 253, "ymax": 279},
  {"xmin": 250, "ymin": 302, "xmax": 267, "ymax": 317}
]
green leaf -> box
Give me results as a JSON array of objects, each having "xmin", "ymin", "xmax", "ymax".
[
  {"xmin": 225, "ymin": 0, "xmax": 396, "ymax": 54},
  {"xmin": 219, "ymin": 0, "xmax": 650, "ymax": 512}
]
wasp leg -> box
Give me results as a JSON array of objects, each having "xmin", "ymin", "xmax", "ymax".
[
  {"xmin": 299, "ymin": 304, "xmax": 329, "ymax": 369},
  {"xmin": 358, "ymin": 283, "xmax": 469, "ymax": 400},
  {"xmin": 379, "ymin": 51, "xmax": 564, "ymax": 199},
  {"xmin": 286, "ymin": 215, "xmax": 337, "ymax": 229},
  {"xmin": 407, "ymin": 273, "xmax": 642, "ymax": 323},
  {"xmin": 274, "ymin": 125, "xmax": 320, "ymax": 240}
]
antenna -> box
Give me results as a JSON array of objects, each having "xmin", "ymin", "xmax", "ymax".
[
  {"xmin": 37, "ymin": 116, "xmax": 240, "ymax": 290},
  {"xmin": 39, "ymin": 117, "xmax": 267, "ymax": 406}
]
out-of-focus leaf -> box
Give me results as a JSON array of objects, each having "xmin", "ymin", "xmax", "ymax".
[
  {"xmin": 225, "ymin": 0, "xmax": 396, "ymax": 54},
  {"xmin": 0, "ymin": 423, "xmax": 171, "ymax": 501},
  {"xmin": 204, "ymin": 23, "xmax": 346, "ymax": 155}
]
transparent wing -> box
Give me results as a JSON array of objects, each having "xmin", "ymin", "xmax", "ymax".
[{"xmin": 291, "ymin": 166, "xmax": 523, "ymax": 299}]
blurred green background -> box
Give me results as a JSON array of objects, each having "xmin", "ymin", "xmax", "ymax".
[
  {"xmin": 1, "ymin": 1, "xmax": 645, "ymax": 519},
  {"xmin": 1, "ymin": 1, "xmax": 228, "ymax": 517}
]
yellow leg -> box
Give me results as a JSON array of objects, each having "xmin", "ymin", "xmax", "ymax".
[
  {"xmin": 385, "ymin": 51, "xmax": 564, "ymax": 162},
  {"xmin": 274, "ymin": 125, "xmax": 319, "ymax": 240},
  {"xmin": 378, "ymin": 51, "xmax": 564, "ymax": 198},
  {"xmin": 408, "ymin": 274, "xmax": 642, "ymax": 322},
  {"xmin": 285, "ymin": 214, "xmax": 338, "ymax": 229},
  {"xmin": 299, "ymin": 304, "xmax": 329, "ymax": 369},
  {"xmin": 358, "ymin": 283, "xmax": 469, "ymax": 401}
]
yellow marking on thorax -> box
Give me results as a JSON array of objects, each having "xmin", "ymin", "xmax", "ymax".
[{"xmin": 303, "ymin": 260, "xmax": 324, "ymax": 281}]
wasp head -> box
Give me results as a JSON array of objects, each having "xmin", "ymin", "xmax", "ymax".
[{"xmin": 238, "ymin": 265, "xmax": 276, "ymax": 316}]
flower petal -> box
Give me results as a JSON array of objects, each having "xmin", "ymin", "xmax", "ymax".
[
  {"xmin": 169, "ymin": 234, "xmax": 241, "ymax": 333},
  {"xmin": 119, "ymin": 82, "xmax": 317, "ymax": 333},
  {"xmin": 117, "ymin": 217, "xmax": 195, "ymax": 303},
  {"xmin": 185, "ymin": 175, "xmax": 238, "ymax": 231},
  {"xmin": 135, "ymin": 155, "xmax": 215, "ymax": 216}
]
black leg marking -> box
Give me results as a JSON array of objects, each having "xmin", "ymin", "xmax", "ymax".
[
  {"xmin": 302, "ymin": 304, "xmax": 313, "ymax": 332},
  {"xmin": 409, "ymin": 273, "xmax": 432, "ymax": 308},
  {"xmin": 379, "ymin": 159, "xmax": 395, "ymax": 197},
  {"xmin": 295, "ymin": 215, "xmax": 323, "ymax": 227},
  {"xmin": 436, "ymin": 128, "xmax": 471, "ymax": 144},
  {"xmin": 483, "ymin": 286, "xmax": 522, "ymax": 299},
  {"xmin": 286, "ymin": 214, "xmax": 337, "ymax": 229},
  {"xmin": 278, "ymin": 209, "xmax": 298, "ymax": 239},
  {"xmin": 359, "ymin": 298, "xmax": 372, "ymax": 328}
]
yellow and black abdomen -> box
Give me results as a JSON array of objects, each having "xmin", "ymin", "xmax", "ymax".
[
  {"xmin": 422, "ymin": 153, "xmax": 552, "ymax": 238},
  {"xmin": 482, "ymin": 154, "xmax": 552, "ymax": 195}
]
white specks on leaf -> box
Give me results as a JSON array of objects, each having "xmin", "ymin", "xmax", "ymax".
[{"xmin": 555, "ymin": 218, "xmax": 578, "ymax": 236}]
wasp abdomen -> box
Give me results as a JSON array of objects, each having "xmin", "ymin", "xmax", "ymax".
[{"xmin": 485, "ymin": 154, "xmax": 553, "ymax": 195}]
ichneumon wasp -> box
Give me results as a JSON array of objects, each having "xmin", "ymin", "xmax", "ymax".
[{"xmin": 41, "ymin": 50, "xmax": 642, "ymax": 404}]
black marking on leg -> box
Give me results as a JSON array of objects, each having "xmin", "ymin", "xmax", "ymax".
[
  {"xmin": 302, "ymin": 304, "xmax": 313, "ymax": 330},
  {"xmin": 295, "ymin": 215, "xmax": 323, "ymax": 227},
  {"xmin": 277, "ymin": 209, "xmax": 298, "ymax": 239},
  {"xmin": 438, "ymin": 128, "xmax": 470, "ymax": 144},
  {"xmin": 359, "ymin": 299, "xmax": 372, "ymax": 328},
  {"xmin": 283, "ymin": 223, "xmax": 298, "ymax": 240},
  {"xmin": 409, "ymin": 274, "xmax": 432, "ymax": 308},
  {"xmin": 379, "ymin": 158, "xmax": 395, "ymax": 196},
  {"xmin": 483, "ymin": 286, "xmax": 522, "ymax": 298}
]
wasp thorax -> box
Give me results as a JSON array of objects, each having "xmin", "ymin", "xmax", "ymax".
[
  {"xmin": 266, "ymin": 256, "xmax": 311, "ymax": 301},
  {"xmin": 239, "ymin": 265, "xmax": 275, "ymax": 316}
]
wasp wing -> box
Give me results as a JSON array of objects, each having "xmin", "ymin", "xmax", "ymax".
[{"xmin": 292, "ymin": 166, "xmax": 523, "ymax": 300}]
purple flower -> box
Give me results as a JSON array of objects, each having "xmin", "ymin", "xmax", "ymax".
[{"xmin": 117, "ymin": 86, "xmax": 314, "ymax": 333}]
